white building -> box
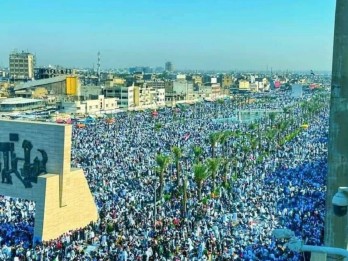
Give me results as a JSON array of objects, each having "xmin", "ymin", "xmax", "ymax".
[
  {"xmin": 60, "ymin": 95, "xmax": 119, "ymax": 115},
  {"xmin": 105, "ymin": 85, "xmax": 134, "ymax": 108},
  {"xmin": 155, "ymin": 88, "xmax": 165, "ymax": 106}
]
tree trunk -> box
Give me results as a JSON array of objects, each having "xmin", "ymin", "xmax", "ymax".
[
  {"xmin": 182, "ymin": 179, "xmax": 187, "ymax": 218},
  {"xmin": 159, "ymin": 172, "xmax": 164, "ymax": 198},
  {"xmin": 176, "ymin": 161, "xmax": 180, "ymax": 187},
  {"xmin": 198, "ymin": 183, "xmax": 202, "ymax": 200}
]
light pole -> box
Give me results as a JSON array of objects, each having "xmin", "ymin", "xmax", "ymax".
[{"xmin": 326, "ymin": 0, "xmax": 348, "ymax": 252}]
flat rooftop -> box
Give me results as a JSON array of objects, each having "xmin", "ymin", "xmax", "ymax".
[{"xmin": 0, "ymin": 97, "xmax": 43, "ymax": 105}]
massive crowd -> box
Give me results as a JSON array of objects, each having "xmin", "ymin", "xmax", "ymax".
[{"xmin": 0, "ymin": 91, "xmax": 329, "ymax": 260}]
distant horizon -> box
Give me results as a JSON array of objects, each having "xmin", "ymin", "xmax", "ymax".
[{"xmin": 1, "ymin": 0, "xmax": 336, "ymax": 71}]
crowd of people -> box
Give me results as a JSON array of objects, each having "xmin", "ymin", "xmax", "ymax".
[{"xmin": 0, "ymin": 91, "xmax": 329, "ymax": 260}]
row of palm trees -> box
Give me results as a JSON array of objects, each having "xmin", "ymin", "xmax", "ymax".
[{"xmin": 153, "ymin": 92, "xmax": 329, "ymax": 218}]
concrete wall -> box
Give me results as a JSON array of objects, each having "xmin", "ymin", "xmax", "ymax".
[
  {"xmin": 0, "ymin": 120, "xmax": 71, "ymax": 175},
  {"xmin": 0, "ymin": 120, "xmax": 98, "ymax": 242}
]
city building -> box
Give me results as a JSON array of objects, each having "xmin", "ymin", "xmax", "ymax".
[
  {"xmin": 165, "ymin": 61, "xmax": 173, "ymax": 72},
  {"xmin": 13, "ymin": 76, "xmax": 80, "ymax": 98},
  {"xmin": 146, "ymin": 80, "xmax": 165, "ymax": 89},
  {"xmin": 0, "ymin": 97, "xmax": 45, "ymax": 112},
  {"xmin": 155, "ymin": 88, "xmax": 165, "ymax": 107},
  {"xmin": 211, "ymin": 83, "xmax": 222, "ymax": 99},
  {"xmin": 239, "ymin": 80, "xmax": 250, "ymax": 92},
  {"xmin": 34, "ymin": 67, "xmax": 75, "ymax": 80},
  {"xmin": 105, "ymin": 85, "xmax": 134, "ymax": 108},
  {"xmin": 255, "ymin": 77, "xmax": 270, "ymax": 92},
  {"xmin": 192, "ymin": 75, "xmax": 203, "ymax": 86},
  {"xmin": 133, "ymin": 85, "xmax": 165, "ymax": 108},
  {"xmin": 103, "ymin": 76, "xmax": 126, "ymax": 87},
  {"xmin": 173, "ymin": 81, "xmax": 194, "ymax": 100},
  {"xmin": 9, "ymin": 51, "xmax": 36, "ymax": 80},
  {"xmin": 221, "ymin": 74, "xmax": 233, "ymax": 95},
  {"xmin": 59, "ymin": 95, "xmax": 119, "ymax": 115}
]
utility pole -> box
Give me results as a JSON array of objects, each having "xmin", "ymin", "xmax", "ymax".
[{"xmin": 325, "ymin": 0, "xmax": 348, "ymax": 255}]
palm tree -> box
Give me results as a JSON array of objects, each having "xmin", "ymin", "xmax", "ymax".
[
  {"xmin": 171, "ymin": 146, "xmax": 183, "ymax": 187},
  {"xmin": 193, "ymin": 163, "xmax": 209, "ymax": 201},
  {"xmin": 155, "ymin": 154, "xmax": 171, "ymax": 198},
  {"xmin": 193, "ymin": 145, "xmax": 203, "ymax": 164},
  {"xmin": 154, "ymin": 122, "xmax": 162, "ymax": 132},
  {"xmin": 208, "ymin": 132, "xmax": 221, "ymax": 158},
  {"xmin": 221, "ymin": 158, "xmax": 230, "ymax": 188},
  {"xmin": 219, "ymin": 130, "xmax": 232, "ymax": 158},
  {"xmin": 206, "ymin": 157, "xmax": 220, "ymax": 190},
  {"xmin": 269, "ymin": 112, "xmax": 277, "ymax": 127},
  {"xmin": 283, "ymin": 107, "xmax": 291, "ymax": 120}
]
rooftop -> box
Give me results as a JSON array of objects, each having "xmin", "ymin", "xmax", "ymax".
[
  {"xmin": 0, "ymin": 97, "xmax": 43, "ymax": 105},
  {"xmin": 14, "ymin": 75, "xmax": 68, "ymax": 91}
]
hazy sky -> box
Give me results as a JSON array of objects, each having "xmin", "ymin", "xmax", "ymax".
[{"xmin": 1, "ymin": 0, "xmax": 336, "ymax": 71}]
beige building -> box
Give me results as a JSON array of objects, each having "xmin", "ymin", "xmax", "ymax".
[
  {"xmin": 9, "ymin": 51, "xmax": 36, "ymax": 80},
  {"xmin": 239, "ymin": 80, "xmax": 250, "ymax": 91},
  {"xmin": 211, "ymin": 84, "xmax": 222, "ymax": 99},
  {"xmin": 192, "ymin": 75, "xmax": 203, "ymax": 86},
  {"xmin": 133, "ymin": 85, "xmax": 165, "ymax": 108},
  {"xmin": 104, "ymin": 76, "xmax": 126, "ymax": 87},
  {"xmin": 60, "ymin": 95, "xmax": 119, "ymax": 115},
  {"xmin": 221, "ymin": 74, "xmax": 233, "ymax": 88}
]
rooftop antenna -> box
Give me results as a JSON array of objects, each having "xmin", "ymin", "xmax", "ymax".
[{"xmin": 97, "ymin": 51, "xmax": 101, "ymax": 85}]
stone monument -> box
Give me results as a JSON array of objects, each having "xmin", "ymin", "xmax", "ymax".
[{"xmin": 0, "ymin": 119, "xmax": 98, "ymax": 242}]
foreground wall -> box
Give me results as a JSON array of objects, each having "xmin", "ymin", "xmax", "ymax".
[{"xmin": 0, "ymin": 120, "xmax": 98, "ymax": 241}]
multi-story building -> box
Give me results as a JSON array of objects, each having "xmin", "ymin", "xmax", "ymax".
[
  {"xmin": 192, "ymin": 75, "xmax": 203, "ymax": 86},
  {"xmin": 134, "ymin": 86, "xmax": 153, "ymax": 107},
  {"xmin": 146, "ymin": 80, "xmax": 165, "ymax": 89},
  {"xmin": 239, "ymin": 80, "xmax": 250, "ymax": 92},
  {"xmin": 220, "ymin": 74, "xmax": 233, "ymax": 95},
  {"xmin": 211, "ymin": 84, "xmax": 222, "ymax": 99},
  {"xmin": 155, "ymin": 88, "xmax": 165, "ymax": 107},
  {"xmin": 105, "ymin": 85, "xmax": 134, "ymax": 108},
  {"xmin": 165, "ymin": 61, "xmax": 173, "ymax": 72},
  {"xmin": 173, "ymin": 81, "xmax": 194, "ymax": 100},
  {"xmin": 9, "ymin": 51, "xmax": 36, "ymax": 80},
  {"xmin": 133, "ymin": 85, "xmax": 165, "ymax": 108},
  {"xmin": 34, "ymin": 67, "xmax": 75, "ymax": 80}
]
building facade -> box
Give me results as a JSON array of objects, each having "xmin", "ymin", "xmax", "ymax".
[
  {"xmin": 9, "ymin": 51, "xmax": 36, "ymax": 80},
  {"xmin": 165, "ymin": 61, "xmax": 173, "ymax": 72},
  {"xmin": 59, "ymin": 95, "xmax": 119, "ymax": 115},
  {"xmin": 34, "ymin": 68, "xmax": 75, "ymax": 80},
  {"xmin": 105, "ymin": 85, "xmax": 134, "ymax": 108},
  {"xmin": 0, "ymin": 98, "xmax": 45, "ymax": 112}
]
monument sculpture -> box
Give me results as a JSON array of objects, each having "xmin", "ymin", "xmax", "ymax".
[
  {"xmin": 0, "ymin": 139, "xmax": 48, "ymax": 187},
  {"xmin": 0, "ymin": 120, "xmax": 98, "ymax": 242}
]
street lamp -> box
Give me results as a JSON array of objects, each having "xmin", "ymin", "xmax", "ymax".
[{"xmin": 332, "ymin": 187, "xmax": 348, "ymax": 217}]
